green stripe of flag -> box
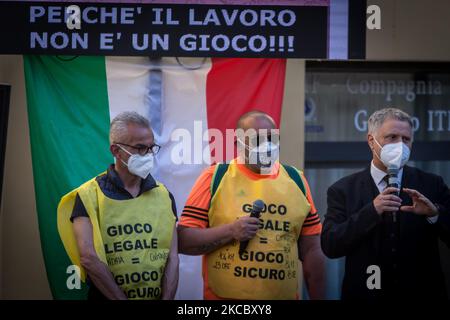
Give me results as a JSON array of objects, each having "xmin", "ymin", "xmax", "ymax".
[{"xmin": 23, "ymin": 55, "xmax": 112, "ymax": 299}]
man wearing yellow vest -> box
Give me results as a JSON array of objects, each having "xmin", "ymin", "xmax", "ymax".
[
  {"xmin": 178, "ymin": 111, "xmax": 325, "ymax": 300},
  {"xmin": 58, "ymin": 111, "xmax": 178, "ymax": 300}
]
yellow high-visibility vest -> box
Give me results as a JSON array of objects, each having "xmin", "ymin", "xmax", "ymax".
[
  {"xmin": 207, "ymin": 161, "xmax": 311, "ymax": 300},
  {"xmin": 57, "ymin": 174, "xmax": 175, "ymax": 300}
]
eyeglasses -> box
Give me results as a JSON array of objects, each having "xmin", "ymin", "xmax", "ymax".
[{"xmin": 115, "ymin": 142, "xmax": 161, "ymax": 156}]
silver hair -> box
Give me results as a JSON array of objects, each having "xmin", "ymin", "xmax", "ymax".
[
  {"xmin": 368, "ymin": 108, "xmax": 413, "ymax": 135},
  {"xmin": 109, "ymin": 111, "xmax": 151, "ymax": 144}
]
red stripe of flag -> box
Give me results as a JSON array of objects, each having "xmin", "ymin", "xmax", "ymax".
[{"xmin": 206, "ymin": 58, "xmax": 287, "ymax": 163}]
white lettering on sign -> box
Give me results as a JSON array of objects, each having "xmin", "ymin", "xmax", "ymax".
[
  {"xmin": 30, "ymin": 32, "xmax": 88, "ymax": 49},
  {"xmin": 346, "ymin": 78, "xmax": 442, "ymax": 102},
  {"xmin": 354, "ymin": 109, "xmax": 450, "ymax": 133},
  {"xmin": 27, "ymin": 6, "xmax": 300, "ymax": 55},
  {"xmin": 188, "ymin": 8, "xmax": 295, "ymax": 27}
]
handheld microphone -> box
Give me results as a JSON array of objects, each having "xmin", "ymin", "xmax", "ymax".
[
  {"xmin": 239, "ymin": 199, "xmax": 265, "ymax": 256},
  {"xmin": 387, "ymin": 167, "xmax": 400, "ymax": 222}
]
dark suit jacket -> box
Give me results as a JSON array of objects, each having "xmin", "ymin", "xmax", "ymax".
[{"xmin": 321, "ymin": 165, "xmax": 450, "ymax": 300}]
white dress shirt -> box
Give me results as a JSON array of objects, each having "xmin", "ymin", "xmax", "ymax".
[{"xmin": 370, "ymin": 161, "xmax": 438, "ymax": 224}]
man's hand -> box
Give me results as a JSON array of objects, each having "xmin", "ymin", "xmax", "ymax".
[
  {"xmin": 373, "ymin": 187, "xmax": 402, "ymax": 215},
  {"xmin": 400, "ymin": 188, "xmax": 439, "ymax": 217},
  {"xmin": 230, "ymin": 216, "xmax": 260, "ymax": 241}
]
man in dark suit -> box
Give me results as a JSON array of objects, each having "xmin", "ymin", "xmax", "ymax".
[{"xmin": 321, "ymin": 107, "xmax": 450, "ymax": 300}]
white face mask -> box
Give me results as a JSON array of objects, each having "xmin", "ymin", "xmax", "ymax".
[
  {"xmin": 117, "ymin": 145, "xmax": 154, "ymax": 179},
  {"xmin": 374, "ymin": 138, "xmax": 410, "ymax": 169},
  {"xmin": 238, "ymin": 139, "xmax": 280, "ymax": 169}
]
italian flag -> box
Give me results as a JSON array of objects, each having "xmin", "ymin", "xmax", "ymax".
[{"xmin": 23, "ymin": 55, "xmax": 286, "ymax": 299}]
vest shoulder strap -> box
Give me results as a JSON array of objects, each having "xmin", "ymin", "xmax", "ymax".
[
  {"xmin": 282, "ymin": 164, "xmax": 306, "ymax": 196},
  {"xmin": 210, "ymin": 163, "xmax": 230, "ymax": 199},
  {"xmin": 210, "ymin": 163, "xmax": 306, "ymax": 198}
]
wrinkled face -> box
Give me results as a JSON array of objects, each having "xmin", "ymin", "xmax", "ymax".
[
  {"xmin": 110, "ymin": 124, "xmax": 154, "ymax": 167},
  {"xmin": 368, "ymin": 119, "xmax": 413, "ymax": 168}
]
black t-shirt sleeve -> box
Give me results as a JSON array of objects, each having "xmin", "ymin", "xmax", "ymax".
[
  {"xmin": 168, "ymin": 191, "xmax": 178, "ymax": 221},
  {"xmin": 70, "ymin": 193, "xmax": 89, "ymax": 222}
]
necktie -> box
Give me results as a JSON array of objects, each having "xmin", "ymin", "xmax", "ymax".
[{"xmin": 382, "ymin": 175, "xmax": 389, "ymax": 190}]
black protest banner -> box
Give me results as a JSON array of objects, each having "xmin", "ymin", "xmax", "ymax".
[{"xmin": 0, "ymin": 1, "xmax": 328, "ymax": 58}]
